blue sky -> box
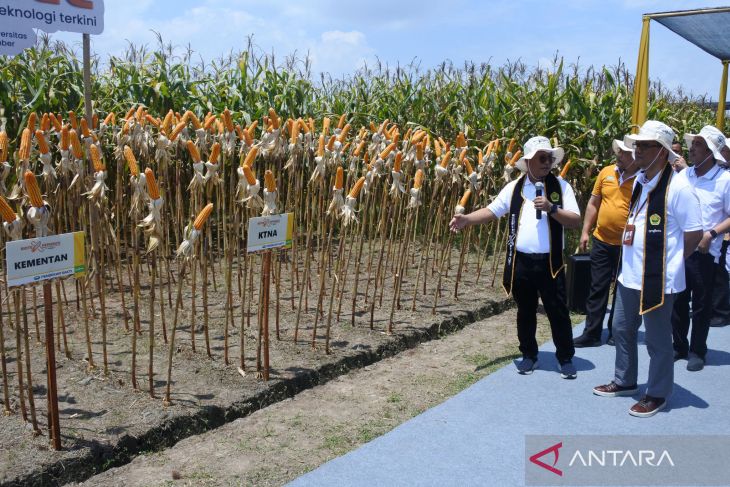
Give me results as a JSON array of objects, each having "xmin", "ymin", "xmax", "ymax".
[{"xmin": 50, "ymin": 0, "xmax": 730, "ymax": 99}]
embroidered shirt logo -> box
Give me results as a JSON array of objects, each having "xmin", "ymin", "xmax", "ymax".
[
  {"xmin": 550, "ymin": 192, "xmax": 560, "ymax": 203},
  {"xmin": 649, "ymin": 214, "xmax": 661, "ymax": 226}
]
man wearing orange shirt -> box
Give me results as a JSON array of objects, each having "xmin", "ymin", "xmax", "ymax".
[{"xmin": 574, "ymin": 139, "xmax": 639, "ymax": 347}]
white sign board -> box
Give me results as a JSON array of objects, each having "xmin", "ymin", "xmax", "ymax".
[
  {"xmin": 1, "ymin": 0, "xmax": 104, "ymax": 56},
  {"xmin": 247, "ymin": 213, "xmax": 294, "ymax": 253},
  {"xmin": 6, "ymin": 231, "xmax": 86, "ymax": 287}
]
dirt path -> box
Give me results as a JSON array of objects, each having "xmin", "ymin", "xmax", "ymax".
[{"xmin": 74, "ymin": 309, "xmax": 556, "ymax": 487}]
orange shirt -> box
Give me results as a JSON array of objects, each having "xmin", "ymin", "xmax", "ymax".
[{"xmin": 592, "ymin": 164, "xmax": 635, "ymax": 246}]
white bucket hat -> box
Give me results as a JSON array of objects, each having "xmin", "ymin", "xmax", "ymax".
[
  {"xmin": 684, "ymin": 125, "xmax": 727, "ymax": 164},
  {"xmin": 612, "ymin": 139, "xmax": 634, "ymax": 156},
  {"xmin": 515, "ymin": 136, "xmax": 564, "ymax": 173},
  {"xmin": 623, "ymin": 120, "xmax": 679, "ymax": 162}
]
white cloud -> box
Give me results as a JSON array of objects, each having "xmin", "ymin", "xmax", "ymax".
[{"xmin": 310, "ymin": 30, "xmax": 375, "ymax": 74}]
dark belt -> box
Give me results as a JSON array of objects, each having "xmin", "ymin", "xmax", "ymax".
[{"xmin": 516, "ymin": 251, "xmax": 550, "ymax": 261}]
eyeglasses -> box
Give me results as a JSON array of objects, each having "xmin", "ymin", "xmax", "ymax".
[
  {"xmin": 534, "ymin": 153, "xmax": 555, "ymax": 163},
  {"xmin": 634, "ymin": 142, "xmax": 662, "ymax": 150}
]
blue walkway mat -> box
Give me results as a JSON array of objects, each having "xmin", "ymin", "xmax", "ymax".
[{"xmin": 289, "ymin": 321, "xmax": 730, "ymax": 486}]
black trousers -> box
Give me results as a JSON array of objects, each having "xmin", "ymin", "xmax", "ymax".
[
  {"xmin": 512, "ymin": 252, "xmax": 575, "ymax": 363},
  {"xmin": 711, "ymin": 239, "xmax": 730, "ymax": 326},
  {"xmin": 582, "ymin": 237, "xmax": 620, "ymax": 340},
  {"xmin": 672, "ymin": 251, "xmax": 715, "ymax": 359}
]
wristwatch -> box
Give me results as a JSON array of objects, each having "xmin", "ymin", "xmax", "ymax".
[
  {"xmin": 549, "ymin": 204, "xmax": 559, "ymax": 215},
  {"xmin": 710, "ymin": 229, "xmax": 719, "ymax": 239}
]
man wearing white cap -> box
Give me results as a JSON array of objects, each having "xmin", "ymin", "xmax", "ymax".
[
  {"xmin": 593, "ymin": 120, "xmax": 703, "ymax": 417},
  {"xmin": 672, "ymin": 125, "xmax": 730, "ymax": 371},
  {"xmin": 710, "ymin": 139, "xmax": 730, "ymax": 327},
  {"xmin": 574, "ymin": 139, "xmax": 639, "ymax": 347},
  {"xmin": 450, "ymin": 136, "xmax": 581, "ymax": 378}
]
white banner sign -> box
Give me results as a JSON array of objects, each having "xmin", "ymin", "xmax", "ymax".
[
  {"xmin": 1, "ymin": 0, "xmax": 104, "ymax": 56},
  {"xmin": 5, "ymin": 231, "xmax": 86, "ymax": 287},
  {"xmin": 247, "ymin": 213, "xmax": 294, "ymax": 253}
]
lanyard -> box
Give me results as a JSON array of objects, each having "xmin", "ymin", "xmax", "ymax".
[{"xmin": 628, "ymin": 189, "xmax": 649, "ymax": 225}]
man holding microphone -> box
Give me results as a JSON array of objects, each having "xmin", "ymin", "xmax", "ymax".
[{"xmin": 450, "ymin": 136, "xmax": 581, "ymax": 379}]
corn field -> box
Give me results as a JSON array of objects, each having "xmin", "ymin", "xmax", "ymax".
[{"xmin": 0, "ymin": 35, "xmax": 720, "ymax": 445}]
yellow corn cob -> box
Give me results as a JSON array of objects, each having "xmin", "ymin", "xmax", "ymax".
[
  {"xmin": 243, "ymin": 127, "xmax": 253, "ymax": 146},
  {"xmin": 290, "ymin": 118, "xmax": 300, "ymax": 144},
  {"xmin": 484, "ymin": 140, "xmax": 494, "ymax": 158},
  {"xmin": 135, "ymin": 105, "xmax": 145, "ymax": 123},
  {"xmin": 342, "ymin": 142, "xmax": 351, "ymax": 153},
  {"xmin": 307, "ymin": 117, "xmax": 315, "ymax": 135},
  {"xmin": 265, "ymin": 170, "xmax": 276, "ymax": 192},
  {"xmin": 379, "ymin": 119, "xmax": 389, "ymax": 134},
  {"xmin": 438, "ymin": 136, "xmax": 447, "ymax": 149},
  {"xmin": 145, "ymin": 114, "xmax": 160, "ymax": 128},
  {"xmin": 145, "ymin": 168, "xmax": 160, "ymax": 199},
  {"xmin": 243, "ymin": 146, "xmax": 258, "ymax": 168},
  {"xmin": 560, "ymin": 159, "xmax": 572, "ymax": 179},
  {"xmin": 456, "ymin": 132, "xmax": 466, "ymax": 148},
  {"xmin": 25, "ymin": 171, "xmax": 43, "ymax": 208},
  {"xmin": 40, "ymin": 113, "xmax": 50, "ymax": 132},
  {"xmin": 390, "ymin": 128, "xmax": 400, "ymax": 145},
  {"xmin": 0, "ymin": 196, "xmax": 16, "ymax": 223},
  {"xmin": 403, "ymin": 128, "xmax": 412, "ymax": 143},
  {"xmin": 223, "ymin": 109, "xmax": 234, "ymax": 132},
  {"xmin": 363, "ymin": 151, "xmax": 370, "ymax": 167},
  {"xmin": 413, "ymin": 169, "xmax": 424, "ymax": 189},
  {"xmin": 337, "ymin": 113, "xmax": 346, "ymax": 130},
  {"xmin": 464, "ymin": 158, "xmax": 474, "ymax": 175},
  {"xmin": 124, "ymin": 146, "xmax": 139, "ymax": 177},
  {"xmin": 433, "ymin": 138, "xmax": 442, "ymax": 158},
  {"xmin": 269, "ymin": 108, "xmax": 280, "ymax": 130},
  {"xmin": 321, "ymin": 117, "xmax": 331, "ymax": 137},
  {"xmin": 186, "ymin": 140, "xmax": 201, "ymax": 163},
  {"xmin": 185, "ymin": 111, "xmax": 202, "ymax": 130},
  {"xmin": 509, "ymin": 150, "xmax": 522, "ymax": 166},
  {"xmin": 354, "ymin": 139, "xmax": 367, "ymax": 157},
  {"xmin": 124, "ymin": 106, "xmax": 136, "ymax": 121},
  {"xmin": 349, "ymin": 176, "xmax": 366, "ymax": 198},
  {"xmin": 459, "ymin": 189, "xmax": 472, "ymax": 208},
  {"xmin": 161, "ymin": 110, "xmax": 174, "ymax": 134},
  {"xmin": 209, "ymin": 142, "xmax": 221, "ymax": 164},
  {"xmin": 90, "ymin": 144, "xmax": 105, "ymax": 172},
  {"xmin": 248, "ymin": 120, "xmax": 258, "ymax": 138},
  {"xmin": 317, "ymin": 134, "xmax": 325, "ymax": 157},
  {"xmin": 35, "ymin": 130, "xmax": 49, "ymax": 154},
  {"xmin": 80, "ymin": 118, "xmax": 91, "ymax": 138},
  {"xmin": 299, "ymin": 118, "xmax": 309, "ymax": 134},
  {"xmin": 69, "ymin": 111, "xmax": 78, "ymax": 130},
  {"xmin": 235, "ymin": 125, "xmax": 244, "ymax": 141},
  {"xmin": 394, "ymin": 152, "xmax": 403, "ymax": 172},
  {"xmin": 122, "ymin": 118, "xmax": 132, "ymax": 135},
  {"xmin": 424, "ymin": 133, "xmax": 431, "ymax": 151},
  {"xmin": 410, "ymin": 130, "xmax": 426, "ymax": 144},
  {"xmin": 243, "ymin": 165, "xmax": 257, "ymax": 185},
  {"xmin": 169, "ymin": 121, "xmax": 186, "ymax": 142},
  {"xmin": 369, "ymin": 121, "xmax": 377, "ymax": 133},
  {"xmin": 507, "ymin": 138, "xmax": 516, "ymax": 154},
  {"xmin": 27, "ymin": 112, "xmax": 38, "ymax": 132},
  {"xmin": 358, "ymin": 127, "xmax": 367, "ymax": 140},
  {"xmin": 493, "ymin": 139, "xmax": 501, "ymax": 154},
  {"xmin": 478, "ymin": 150, "xmax": 483, "ymax": 166},
  {"xmin": 50, "ymin": 113, "xmax": 63, "ymax": 132},
  {"xmin": 92, "ymin": 113, "xmax": 99, "ymax": 129},
  {"xmin": 204, "ymin": 114, "xmax": 216, "ymax": 131},
  {"xmin": 440, "ymin": 150, "xmax": 452, "ymax": 168},
  {"xmin": 216, "ymin": 118, "xmax": 224, "ymax": 134},
  {"xmin": 380, "ymin": 142, "xmax": 397, "ymax": 160},
  {"xmin": 193, "ymin": 203, "xmax": 214, "ymax": 231},
  {"xmin": 0, "ymin": 131, "xmax": 8, "ymax": 163},
  {"xmin": 18, "ymin": 128, "xmax": 31, "ymax": 161},
  {"xmin": 60, "ymin": 125, "xmax": 70, "ymax": 151},
  {"xmin": 103, "ymin": 112, "xmax": 116, "ymax": 126},
  {"xmin": 459, "ymin": 149, "xmax": 467, "ymax": 162},
  {"xmin": 70, "ymin": 129, "xmax": 83, "ymax": 159},
  {"xmin": 338, "ymin": 123, "xmax": 351, "ymax": 143},
  {"xmin": 326, "ymin": 135, "xmax": 336, "ymax": 152},
  {"xmin": 416, "ymin": 141, "xmax": 424, "ymax": 160},
  {"xmin": 334, "ymin": 166, "xmax": 344, "ymax": 190}
]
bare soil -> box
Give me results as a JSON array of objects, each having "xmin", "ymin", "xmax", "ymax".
[
  {"xmin": 0, "ymin": 245, "xmax": 512, "ymax": 486},
  {"xmin": 72, "ymin": 308, "xmax": 555, "ymax": 487}
]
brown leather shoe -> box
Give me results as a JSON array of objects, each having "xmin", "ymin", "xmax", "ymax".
[
  {"xmin": 593, "ymin": 381, "xmax": 638, "ymax": 397},
  {"xmin": 629, "ymin": 396, "xmax": 666, "ymax": 418}
]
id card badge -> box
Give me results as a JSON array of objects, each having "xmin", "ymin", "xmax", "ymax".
[{"xmin": 623, "ymin": 224, "xmax": 635, "ymax": 246}]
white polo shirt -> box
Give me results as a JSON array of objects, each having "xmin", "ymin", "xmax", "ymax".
[
  {"xmin": 683, "ymin": 164, "xmax": 730, "ymax": 261},
  {"xmin": 617, "ymin": 167, "xmax": 702, "ymax": 294},
  {"xmin": 487, "ymin": 176, "xmax": 580, "ymax": 253}
]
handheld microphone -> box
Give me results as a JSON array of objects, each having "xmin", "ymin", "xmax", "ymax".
[{"xmin": 535, "ymin": 182, "xmax": 544, "ymax": 220}]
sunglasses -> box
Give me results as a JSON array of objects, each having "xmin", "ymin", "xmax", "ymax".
[{"xmin": 534, "ymin": 153, "xmax": 555, "ymax": 163}]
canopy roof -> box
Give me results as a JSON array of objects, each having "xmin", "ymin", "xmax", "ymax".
[{"xmin": 647, "ymin": 7, "xmax": 730, "ymax": 61}]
